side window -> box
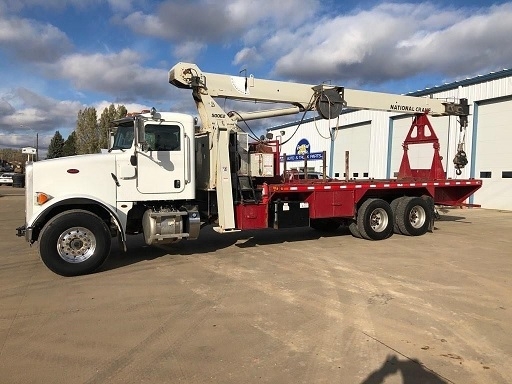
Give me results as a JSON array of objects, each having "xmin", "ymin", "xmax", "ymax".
[{"xmin": 145, "ymin": 124, "xmax": 181, "ymax": 151}]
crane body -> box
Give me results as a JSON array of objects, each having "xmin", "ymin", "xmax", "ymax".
[{"xmin": 17, "ymin": 62, "xmax": 481, "ymax": 276}]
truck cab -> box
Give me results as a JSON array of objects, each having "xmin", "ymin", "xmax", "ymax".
[{"xmin": 18, "ymin": 110, "xmax": 198, "ymax": 276}]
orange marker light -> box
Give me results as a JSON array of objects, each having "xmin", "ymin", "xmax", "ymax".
[{"xmin": 35, "ymin": 192, "xmax": 52, "ymax": 205}]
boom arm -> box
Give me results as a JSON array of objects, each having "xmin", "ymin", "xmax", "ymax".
[
  {"xmin": 169, "ymin": 62, "xmax": 469, "ymax": 128},
  {"xmin": 168, "ymin": 62, "xmax": 469, "ymax": 233}
]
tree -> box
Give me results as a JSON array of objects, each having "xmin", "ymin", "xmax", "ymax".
[
  {"xmin": 98, "ymin": 104, "xmax": 128, "ymax": 150},
  {"xmin": 0, "ymin": 148, "xmax": 25, "ymax": 172},
  {"xmin": 46, "ymin": 131, "xmax": 65, "ymax": 159},
  {"xmin": 0, "ymin": 148, "xmax": 24, "ymax": 164},
  {"xmin": 75, "ymin": 107, "xmax": 99, "ymax": 154},
  {"xmin": 62, "ymin": 131, "xmax": 77, "ymax": 157}
]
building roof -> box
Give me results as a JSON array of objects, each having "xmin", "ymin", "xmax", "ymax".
[
  {"xmin": 268, "ymin": 68, "xmax": 512, "ymax": 131},
  {"xmin": 407, "ymin": 68, "xmax": 512, "ymax": 97}
]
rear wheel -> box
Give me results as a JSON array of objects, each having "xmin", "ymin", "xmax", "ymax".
[
  {"xmin": 356, "ymin": 198, "xmax": 393, "ymax": 240},
  {"xmin": 390, "ymin": 197, "xmax": 406, "ymax": 234},
  {"xmin": 348, "ymin": 221, "xmax": 362, "ymax": 238},
  {"xmin": 396, "ymin": 197, "xmax": 432, "ymax": 236},
  {"xmin": 39, "ymin": 210, "xmax": 112, "ymax": 276}
]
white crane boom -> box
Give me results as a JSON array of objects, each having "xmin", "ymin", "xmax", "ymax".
[
  {"xmin": 168, "ymin": 62, "xmax": 469, "ymax": 233},
  {"xmin": 169, "ymin": 62, "xmax": 468, "ymax": 127}
]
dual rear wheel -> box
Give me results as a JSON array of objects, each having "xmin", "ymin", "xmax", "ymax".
[{"xmin": 349, "ymin": 196, "xmax": 433, "ymax": 240}]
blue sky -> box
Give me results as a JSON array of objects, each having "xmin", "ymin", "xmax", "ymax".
[{"xmin": 1, "ymin": 0, "xmax": 511, "ymax": 153}]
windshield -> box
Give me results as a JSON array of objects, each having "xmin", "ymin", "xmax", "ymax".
[{"xmin": 112, "ymin": 124, "xmax": 134, "ymax": 150}]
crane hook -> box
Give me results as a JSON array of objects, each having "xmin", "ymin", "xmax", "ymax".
[{"xmin": 453, "ymin": 146, "xmax": 468, "ymax": 176}]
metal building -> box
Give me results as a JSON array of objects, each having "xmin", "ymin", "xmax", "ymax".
[{"xmin": 268, "ymin": 69, "xmax": 512, "ymax": 210}]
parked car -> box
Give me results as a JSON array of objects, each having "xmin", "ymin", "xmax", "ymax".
[
  {"xmin": 0, "ymin": 172, "xmax": 15, "ymax": 185},
  {"xmin": 284, "ymin": 170, "xmax": 330, "ymax": 181},
  {"xmin": 297, "ymin": 171, "xmax": 325, "ymax": 180}
]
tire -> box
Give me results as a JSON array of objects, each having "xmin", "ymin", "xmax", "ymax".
[
  {"xmin": 310, "ymin": 218, "xmax": 340, "ymax": 232},
  {"xmin": 348, "ymin": 221, "xmax": 362, "ymax": 238},
  {"xmin": 356, "ymin": 198, "xmax": 393, "ymax": 240},
  {"xmin": 396, "ymin": 197, "xmax": 432, "ymax": 236},
  {"xmin": 39, "ymin": 210, "xmax": 112, "ymax": 276},
  {"xmin": 390, "ymin": 197, "xmax": 406, "ymax": 234}
]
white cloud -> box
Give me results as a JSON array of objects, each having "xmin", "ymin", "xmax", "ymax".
[
  {"xmin": 173, "ymin": 41, "xmax": 207, "ymax": 62},
  {"xmin": 232, "ymin": 47, "xmax": 263, "ymax": 67},
  {"xmin": 121, "ymin": 11, "xmax": 169, "ymax": 39},
  {"xmin": 95, "ymin": 100, "xmax": 148, "ymax": 114},
  {"xmin": 121, "ymin": 0, "xmax": 320, "ymax": 43},
  {"xmin": 0, "ymin": 88, "xmax": 85, "ymax": 149},
  {"xmin": 0, "ymin": 88, "xmax": 84, "ymax": 132},
  {"xmin": 2, "ymin": 0, "xmax": 512, "ymax": 152},
  {"xmin": 47, "ymin": 49, "xmax": 171, "ymax": 101},
  {"xmin": 0, "ymin": 0, "xmax": 100, "ymax": 12},
  {"xmin": 225, "ymin": 0, "xmax": 320, "ymax": 31},
  {"xmin": 270, "ymin": 3, "xmax": 512, "ymax": 84},
  {"xmin": 0, "ymin": 132, "xmax": 40, "ymax": 149},
  {"xmin": 0, "ymin": 16, "xmax": 72, "ymax": 62},
  {"xmin": 107, "ymin": 0, "xmax": 134, "ymax": 13}
]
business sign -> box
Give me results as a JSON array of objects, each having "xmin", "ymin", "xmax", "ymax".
[
  {"xmin": 280, "ymin": 138, "xmax": 323, "ymax": 162},
  {"xmin": 22, "ymin": 147, "xmax": 37, "ymax": 155}
]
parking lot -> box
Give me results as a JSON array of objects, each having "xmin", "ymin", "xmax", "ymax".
[{"xmin": 1, "ymin": 186, "xmax": 511, "ymax": 383}]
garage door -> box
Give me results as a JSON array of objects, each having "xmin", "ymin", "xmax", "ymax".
[
  {"xmin": 332, "ymin": 121, "xmax": 371, "ymax": 179},
  {"xmin": 472, "ymin": 98, "xmax": 512, "ymax": 210},
  {"xmin": 389, "ymin": 115, "xmax": 450, "ymax": 178}
]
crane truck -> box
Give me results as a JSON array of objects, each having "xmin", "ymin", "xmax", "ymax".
[{"xmin": 16, "ymin": 62, "xmax": 481, "ymax": 276}]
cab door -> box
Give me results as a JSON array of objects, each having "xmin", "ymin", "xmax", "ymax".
[{"xmin": 136, "ymin": 123, "xmax": 186, "ymax": 195}]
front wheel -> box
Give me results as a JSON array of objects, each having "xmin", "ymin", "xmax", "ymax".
[{"xmin": 39, "ymin": 210, "xmax": 112, "ymax": 276}]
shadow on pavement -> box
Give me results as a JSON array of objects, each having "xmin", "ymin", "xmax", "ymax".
[
  {"xmin": 361, "ymin": 354, "xmax": 448, "ymax": 384},
  {"xmin": 437, "ymin": 215, "xmax": 469, "ymax": 222},
  {"xmin": 99, "ymin": 225, "xmax": 350, "ymax": 273}
]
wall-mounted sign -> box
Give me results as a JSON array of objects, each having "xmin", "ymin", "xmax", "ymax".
[
  {"xmin": 280, "ymin": 138, "xmax": 323, "ymax": 162},
  {"xmin": 296, "ymin": 138, "xmax": 310, "ymax": 156}
]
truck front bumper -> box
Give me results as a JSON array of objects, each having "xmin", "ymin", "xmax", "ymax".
[{"xmin": 16, "ymin": 225, "xmax": 34, "ymax": 243}]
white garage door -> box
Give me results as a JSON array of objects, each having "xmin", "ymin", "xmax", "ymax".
[
  {"xmin": 332, "ymin": 121, "xmax": 371, "ymax": 179},
  {"xmin": 389, "ymin": 115, "xmax": 450, "ymax": 178},
  {"xmin": 473, "ymin": 98, "xmax": 512, "ymax": 210}
]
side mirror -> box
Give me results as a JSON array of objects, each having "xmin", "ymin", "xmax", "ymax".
[{"xmin": 136, "ymin": 120, "xmax": 147, "ymax": 151}]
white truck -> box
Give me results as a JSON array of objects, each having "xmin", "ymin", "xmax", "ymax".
[{"xmin": 17, "ymin": 62, "xmax": 480, "ymax": 276}]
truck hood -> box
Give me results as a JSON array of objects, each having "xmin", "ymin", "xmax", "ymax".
[{"xmin": 31, "ymin": 153, "xmax": 118, "ymax": 203}]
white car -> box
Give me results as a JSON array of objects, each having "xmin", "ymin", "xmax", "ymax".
[{"xmin": 0, "ymin": 172, "xmax": 15, "ymax": 185}]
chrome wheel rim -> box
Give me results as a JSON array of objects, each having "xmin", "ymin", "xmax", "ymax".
[
  {"xmin": 409, "ymin": 206, "xmax": 427, "ymax": 229},
  {"xmin": 370, "ymin": 208, "xmax": 388, "ymax": 232},
  {"xmin": 57, "ymin": 227, "xmax": 96, "ymax": 263}
]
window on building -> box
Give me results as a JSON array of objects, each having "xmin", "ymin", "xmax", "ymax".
[
  {"xmin": 480, "ymin": 171, "xmax": 492, "ymax": 178},
  {"xmin": 363, "ymin": 172, "xmax": 369, "ymax": 178},
  {"xmin": 353, "ymin": 172, "xmax": 359, "ymax": 178},
  {"xmin": 335, "ymin": 173, "xmax": 340, "ymax": 177},
  {"xmin": 502, "ymin": 171, "xmax": 512, "ymax": 178}
]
